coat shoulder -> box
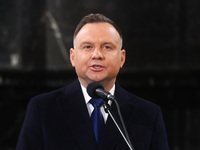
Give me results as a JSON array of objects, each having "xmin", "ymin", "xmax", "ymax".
[
  {"xmin": 115, "ymin": 83, "xmax": 161, "ymax": 113},
  {"xmin": 29, "ymin": 80, "xmax": 80, "ymax": 106}
]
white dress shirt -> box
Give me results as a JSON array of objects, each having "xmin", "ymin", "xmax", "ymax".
[{"xmin": 81, "ymin": 84, "xmax": 115, "ymax": 123}]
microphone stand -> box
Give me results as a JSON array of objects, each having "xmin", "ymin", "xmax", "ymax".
[{"xmin": 103, "ymin": 101, "xmax": 135, "ymax": 150}]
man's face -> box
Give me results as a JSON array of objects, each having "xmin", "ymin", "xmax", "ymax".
[{"xmin": 70, "ymin": 23, "xmax": 125, "ymax": 89}]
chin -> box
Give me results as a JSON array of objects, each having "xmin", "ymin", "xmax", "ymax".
[{"xmin": 88, "ymin": 75, "xmax": 105, "ymax": 82}]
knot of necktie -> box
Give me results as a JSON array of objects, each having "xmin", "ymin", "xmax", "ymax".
[{"xmin": 90, "ymin": 98, "xmax": 104, "ymax": 108}]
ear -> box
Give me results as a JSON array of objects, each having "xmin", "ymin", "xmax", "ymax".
[
  {"xmin": 120, "ymin": 49, "xmax": 126, "ymax": 68},
  {"xmin": 70, "ymin": 48, "xmax": 75, "ymax": 67}
]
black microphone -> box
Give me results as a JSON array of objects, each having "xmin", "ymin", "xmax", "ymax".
[{"xmin": 87, "ymin": 82, "xmax": 115, "ymax": 101}]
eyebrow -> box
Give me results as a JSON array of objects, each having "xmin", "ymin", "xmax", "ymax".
[
  {"xmin": 80, "ymin": 41, "xmax": 115, "ymax": 46},
  {"xmin": 79, "ymin": 42, "xmax": 93, "ymax": 48},
  {"xmin": 102, "ymin": 42, "xmax": 115, "ymax": 45},
  {"xmin": 77, "ymin": 40, "xmax": 119, "ymax": 49}
]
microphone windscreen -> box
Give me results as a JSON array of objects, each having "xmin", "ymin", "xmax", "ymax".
[{"xmin": 87, "ymin": 82, "xmax": 104, "ymax": 98}]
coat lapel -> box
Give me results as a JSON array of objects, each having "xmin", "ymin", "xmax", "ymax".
[{"xmin": 56, "ymin": 80, "xmax": 97, "ymax": 150}]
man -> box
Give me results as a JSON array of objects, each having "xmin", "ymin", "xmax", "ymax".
[{"xmin": 16, "ymin": 13, "xmax": 169, "ymax": 150}]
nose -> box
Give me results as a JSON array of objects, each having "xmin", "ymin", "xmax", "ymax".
[{"xmin": 91, "ymin": 48, "xmax": 104, "ymax": 59}]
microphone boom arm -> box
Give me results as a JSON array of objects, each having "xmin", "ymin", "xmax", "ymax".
[{"xmin": 103, "ymin": 100, "xmax": 134, "ymax": 150}]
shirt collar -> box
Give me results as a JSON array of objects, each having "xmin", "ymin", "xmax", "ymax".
[{"xmin": 81, "ymin": 83, "xmax": 115, "ymax": 104}]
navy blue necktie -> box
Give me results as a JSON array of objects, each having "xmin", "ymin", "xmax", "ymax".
[{"xmin": 90, "ymin": 98, "xmax": 105, "ymax": 145}]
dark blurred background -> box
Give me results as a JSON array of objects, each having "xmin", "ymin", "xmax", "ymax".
[{"xmin": 1, "ymin": 0, "xmax": 200, "ymax": 149}]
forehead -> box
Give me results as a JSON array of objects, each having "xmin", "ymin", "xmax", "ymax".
[{"xmin": 75, "ymin": 23, "xmax": 121, "ymax": 43}]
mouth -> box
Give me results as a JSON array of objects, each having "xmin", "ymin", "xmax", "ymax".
[
  {"xmin": 90, "ymin": 64, "xmax": 105, "ymax": 70},
  {"xmin": 93, "ymin": 65, "xmax": 101, "ymax": 68}
]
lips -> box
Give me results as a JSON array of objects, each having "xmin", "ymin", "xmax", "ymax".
[{"xmin": 90, "ymin": 64, "xmax": 105, "ymax": 70}]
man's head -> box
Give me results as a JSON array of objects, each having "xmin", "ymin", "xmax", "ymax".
[{"xmin": 70, "ymin": 13, "xmax": 126, "ymax": 91}]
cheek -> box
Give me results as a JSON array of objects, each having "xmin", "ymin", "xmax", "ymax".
[
  {"xmin": 112, "ymin": 53, "xmax": 123, "ymax": 66},
  {"xmin": 75, "ymin": 55, "xmax": 88, "ymax": 68},
  {"xmin": 109, "ymin": 58, "xmax": 122, "ymax": 71}
]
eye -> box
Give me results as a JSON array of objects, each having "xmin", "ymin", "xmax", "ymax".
[
  {"xmin": 83, "ymin": 45, "xmax": 93, "ymax": 50},
  {"xmin": 103, "ymin": 45, "xmax": 111, "ymax": 50}
]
